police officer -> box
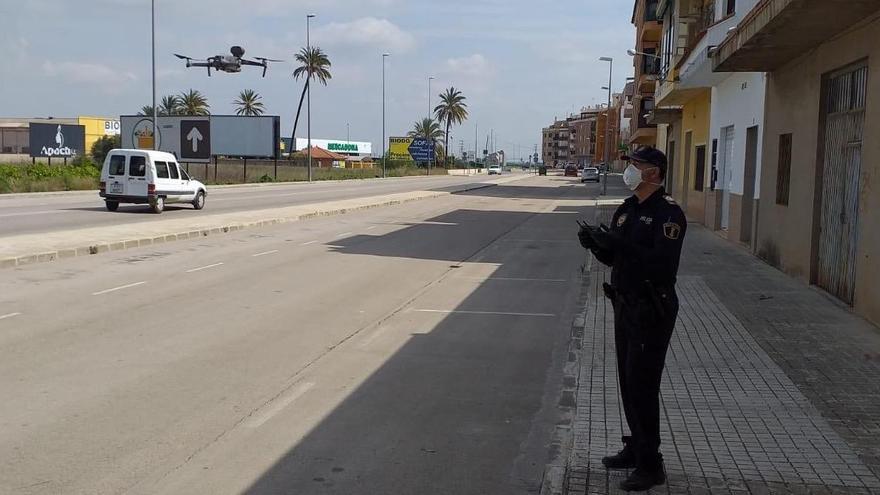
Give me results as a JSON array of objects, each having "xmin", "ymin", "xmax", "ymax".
[{"xmin": 578, "ymin": 146, "xmax": 686, "ymax": 491}]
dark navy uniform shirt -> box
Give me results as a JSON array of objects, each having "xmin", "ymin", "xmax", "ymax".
[{"xmin": 592, "ymin": 187, "xmax": 687, "ymax": 292}]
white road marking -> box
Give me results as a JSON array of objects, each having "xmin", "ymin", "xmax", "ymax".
[
  {"xmin": 300, "ymin": 240, "xmax": 318, "ymax": 246},
  {"xmin": 0, "ymin": 210, "xmax": 75, "ymax": 218},
  {"xmin": 336, "ymin": 232, "xmax": 353, "ymax": 237},
  {"xmin": 186, "ymin": 262, "xmax": 224, "ymax": 273},
  {"xmin": 252, "ymin": 250, "xmax": 279, "ymax": 257},
  {"xmin": 412, "ymin": 309, "xmax": 556, "ymax": 318},
  {"xmin": 246, "ymin": 381, "xmax": 316, "ymax": 428},
  {"xmin": 365, "ymin": 226, "xmax": 377, "ymax": 230},
  {"xmin": 92, "ymin": 281, "xmax": 147, "ymax": 296},
  {"xmin": 459, "ymin": 276, "xmax": 568, "ymax": 283},
  {"xmin": 0, "ymin": 312, "xmax": 22, "ymax": 320}
]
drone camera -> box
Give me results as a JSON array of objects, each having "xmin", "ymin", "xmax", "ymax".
[{"xmin": 231, "ymin": 46, "xmax": 245, "ymax": 58}]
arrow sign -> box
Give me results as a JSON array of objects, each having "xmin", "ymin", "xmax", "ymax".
[
  {"xmin": 186, "ymin": 126, "xmax": 203, "ymax": 152},
  {"xmin": 180, "ymin": 119, "xmax": 210, "ymax": 161},
  {"xmin": 408, "ymin": 138, "xmax": 435, "ymax": 162}
]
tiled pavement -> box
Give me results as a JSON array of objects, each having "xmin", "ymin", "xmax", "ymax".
[{"xmin": 562, "ymin": 209, "xmax": 880, "ymax": 494}]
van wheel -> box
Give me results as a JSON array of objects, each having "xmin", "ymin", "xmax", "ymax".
[
  {"xmin": 150, "ymin": 196, "xmax": 165, "ymax": 214},
  {"xmin": 106, "ymin": 201, "xmax": 119, "ymax": 212},
  {"xmin": 192, "ymin": 191, "xmax": 206, "ymax": 210}
]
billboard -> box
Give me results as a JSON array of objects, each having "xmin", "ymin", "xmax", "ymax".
[
  {"xmin": 121, "ymin": 115, "xmax": 279, "ymax": 161},
  {"xmin": 211, "ymin": 116, "xmax": 279, "ymax": 157},
  {"xmin": 388, "ymin": 137, "xmax": 414, "ymax": 162},
  {"xmin": 29, "ymin": 123, "xmax": 86, "ymax": 158},
  {"xmin": 294, "ymin": 138, "xmax": 371, "ymax": 155}
]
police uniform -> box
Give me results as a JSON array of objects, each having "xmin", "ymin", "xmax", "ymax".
[{"xmin": 590, "ymin": 186, "xmax": 686, "ymax": 472}]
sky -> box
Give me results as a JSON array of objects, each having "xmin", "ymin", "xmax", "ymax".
[{"xmin": 0, "ymin": 0, "xmax": 636, "ymax": 160}]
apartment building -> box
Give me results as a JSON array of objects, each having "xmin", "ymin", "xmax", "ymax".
[
  {"xmin": 630, "ymin": 0, "xmax": 661, "ymax": 147},
  {"xmin": 713, "ymin": 0, "xmax": 880, "ymax": 323},
  {"xmin": 542, "ymin": 108, "xmax": 600, "ymax": 167}
]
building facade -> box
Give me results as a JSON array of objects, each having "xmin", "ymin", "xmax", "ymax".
[
  {"xmin": 542, "ymin": 108, "xmax": 600, "ymax": 167},
  {"xmin": 714, "ymin": 0, "xmax": 880, "ymax": 323},
  {"xmin": 630, "ymin": 0, "xmax": 661, "ymax": 147}
]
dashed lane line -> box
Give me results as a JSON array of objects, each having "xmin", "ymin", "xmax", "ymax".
[
  {"xmin": 251, "ymin": 250, "xmax": 279, "ymax": 257},
  {"xmin": 92, "ymin": 281, "xmax": 147, "ymax": 296},
  {"xmin": 0, "ymin": 312, "xmax": 22, "ymax": 320},
  {"xmin": 186, "ymin": 262, "xmax": 225, "ymax": 273}
]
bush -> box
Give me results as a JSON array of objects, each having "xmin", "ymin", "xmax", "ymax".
[
  {"xmin": 91, "ymin": 135, "xmax": 121, "ymax": 164},
  {"xmin": 259, "ymin": 174, "xmax": 275, "ymax": 183}
]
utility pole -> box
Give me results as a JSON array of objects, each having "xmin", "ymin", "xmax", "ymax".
[
  {"xmin": 427, "ymin": 76, "xmax": 434, "ymax": 175},
  {"xmin": 151, "ymin": 0, "xmax": 157, "ymax": 150},
  {"xmin": 382, "ymin": 53, "xmax": 389, "ymax": 179},
  {"xmin": 307, "ymin": 14, "xmax": 316, "ymax": 182},
  {"xmin": 600, "ymin": 56, "xmax": 613, "ymax": 196}
]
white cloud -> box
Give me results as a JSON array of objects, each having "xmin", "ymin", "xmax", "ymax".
[
  {"xmin": 42, "ymin": 61, "xmax": 137, "ymax": 92},
  {"xmin": 445, "ymin": 54, "xmax": 493, "ymax": 77},
  {"xmin": 439, "ymin": 54, "xmax": 495, "ymax": 94},
  {"xmin": 315, "ymin": 17, "xmax": 416, "ymax": 53}
]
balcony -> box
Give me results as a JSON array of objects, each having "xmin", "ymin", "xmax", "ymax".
[
  {"xmin": 638, "ymin": 56, "xmax": 661, "ymax": 93},
  {"xmin": 638, "ymin": 0, "xmax": 663, "ymax": 43},
  {"xmin": 714, "ymin": 0, "xmax": 880, "ymax": 72}
]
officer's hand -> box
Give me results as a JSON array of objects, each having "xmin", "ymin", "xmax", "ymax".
[
  {"xmin": 590, "ymin": 229, "xmax": 624, "ymax": 251},
  {"xmin": 578, "ymin": 228, "xmax": 596, "ymax": 250}
]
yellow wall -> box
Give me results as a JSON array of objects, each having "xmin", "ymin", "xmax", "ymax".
[
  {"xmin": 78, "ymin": 116, "xmax": 119, "ymax": 156},
  {"xmin": 673, "ymin": 90, "xmax": 711, "ymax": 223}
]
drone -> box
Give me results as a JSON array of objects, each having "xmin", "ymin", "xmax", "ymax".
[{"xmin": 174, "ymin": 46, "xmax": 282, "ymax": 77}]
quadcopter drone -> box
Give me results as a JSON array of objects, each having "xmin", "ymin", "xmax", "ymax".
[{"xmin": 174, "ymin": 46, "xmax": 282, "ymax": 77}]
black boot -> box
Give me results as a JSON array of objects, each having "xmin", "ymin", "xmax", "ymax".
[
  {"xmin": 619, "ymin": 454, "xmax": 665, "ymax": 491},
  {"xmin": 601, "ymin": 436, "xmax": 636, "ymax": 469}
]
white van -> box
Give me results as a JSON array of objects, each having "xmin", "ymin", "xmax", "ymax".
[{"xmin": 99, "ymin": 149, "xmax": 207, "ymax": 213}]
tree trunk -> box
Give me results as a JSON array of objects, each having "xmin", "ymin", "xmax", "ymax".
[
  {"xmin": 444, "ymin": 119, "xmax": 451, "ymax": 167},
  {"xmin": 290, "ymin": 80, "xmax": 310, "ymax": 159}
]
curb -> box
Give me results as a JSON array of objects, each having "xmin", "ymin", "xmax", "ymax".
[{"xmin": 0, "ymin": 179, "xmax": 515, "ymax": 270}]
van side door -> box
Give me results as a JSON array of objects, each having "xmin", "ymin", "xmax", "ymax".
[
  {"xmin": 126, "ymin": 155, "xmax": 149, "ymax": 198},
  {"xmin": 105, "ymin": 154, "xmax": 127, "ymax": 196}
]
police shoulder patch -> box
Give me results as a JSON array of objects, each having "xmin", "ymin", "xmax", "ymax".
[
  {"xmin": 617, "ymin": 213, "xmax": 628, "ymax": 227},
  {"xmin": 663, "ymin": 195, "xmax": 677, "ymax": 205},
  {"xmin": 663, "ymin": 221, "xmax": 682, "ymax": 240}
]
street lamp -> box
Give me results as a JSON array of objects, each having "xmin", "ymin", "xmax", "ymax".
[
  {"xmin": 627, "ymin": 49, "xmax": 661, "ymax": 59},
  {"xmin": 382, "ymin": 53, "xmax": 389, "ymax": 178},
  {"xmin": 427, "ymin": 76, "xmax": 435, "ymax": 174},
  {"xmin": 306, "ymin": 14, "xmax": 316, "ymax": 182},
  {"xmin": 599, "ymin": 56, "xmax": 613, "ymax": 196},
  {"xmin": 151, "ymin": 0, "xmax": 157, "ymax": 150}
]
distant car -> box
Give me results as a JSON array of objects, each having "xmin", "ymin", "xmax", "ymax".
[
  {"xmin": 564, "ymin": 165, "xmax": 579, "ymax": 177},
  {"xmin": 488, "ymin": 165, "xmax": 502, "ymax": 175},
  {"xmin": 581, "ymin": 166, "xmax": 600, "ymax": 183}
]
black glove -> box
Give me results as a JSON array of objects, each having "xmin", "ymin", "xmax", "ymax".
[
  {"xmin": 589, "ymin": 228, "xmax": 624, "ymax": 252},
  {"xmin": 578, "ymin": 228, "xmax": 596, "ymax": 250}
]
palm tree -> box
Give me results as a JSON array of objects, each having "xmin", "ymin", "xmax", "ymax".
[
  {"xmin": 408, "ymin": 118, "xmax": 445, "ymax": 141},
  {"xmin": 178, "ymin": 89, "xmax": 210, "ymax": 115},
  {"xmin": 159, "ymin": 95, "xmax": 180, "ymax": 116},
  {"xmin": 434, "ymin": 87, "xmax": 468, "ymax": 165},
  {"xmin": 139, "ymin": 105, "xmax": 155, "ymax": 117},
  {"xmin": 233, "ymin": 89, "xmax": 266, "ymax": 116},
  {"xmin": 290, "ymin": 46, "xmax": 332, "ymax": 150}
]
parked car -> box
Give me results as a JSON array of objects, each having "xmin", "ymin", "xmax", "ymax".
[
  {"xmin": 564, "ymin": 165, "xmax": 579, "ymax": 177},
  {"xmin": 488, "ymin": 165, "xmax": 502, "ymax": 175},
  {"xmin": 581, "ymin": 166, "xmax": 600, "ymax": 183},
  {"xmin": 100, "ymin": 149, "xmax": 207, "ymax": 213}
]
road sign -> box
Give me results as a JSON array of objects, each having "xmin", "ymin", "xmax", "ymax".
[
  {"xmin": 180, "ymin": 120, "xmax": 211, "ymax": 161},
  {"xmin": 408, "ymin": 138, "xmax": 435, "ymax": 162}
]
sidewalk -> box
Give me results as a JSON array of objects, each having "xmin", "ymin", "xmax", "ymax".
[{"xmin": 562, "ymin": 207, "xmax": 880, "ymax": 494}]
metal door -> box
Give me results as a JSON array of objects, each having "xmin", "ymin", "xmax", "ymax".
[
  {"xmin": 817, "ymin": 64, "xmax": 867, "ymax": 304},
  {"xmin": 719, "ymin": 126, "xmax": 735, "ymax": 230}
]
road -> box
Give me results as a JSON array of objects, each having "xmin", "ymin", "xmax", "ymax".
[
  {"xmin": 0, "ymin": 174, "xmax": 518, "ymax": 237},
  {"xmin": 0, "ymin": 175, "xmax": 600, "ymax": 494}
]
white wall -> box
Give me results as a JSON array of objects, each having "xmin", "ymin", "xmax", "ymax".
[{"xmin": 709, "ymin": 72, "xmax": 766, "ymax": 197}]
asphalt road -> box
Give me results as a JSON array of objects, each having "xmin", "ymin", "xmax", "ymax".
[
  {"xmin": 0, "ymin": 175, "xmax": 600, "ymax": 494},
  {"xmin": 0, "ymin": 173, "xmax": 520, "ymax": 237}
]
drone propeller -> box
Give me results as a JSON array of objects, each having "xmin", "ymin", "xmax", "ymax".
[{"xmin": 254, "ymin": 57, "xmax": 283, "ymax": 77}]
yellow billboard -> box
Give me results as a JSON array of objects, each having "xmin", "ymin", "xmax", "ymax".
[{"xmin": 389, "ymin": 137, "xmax": 413, "ymax": 162}]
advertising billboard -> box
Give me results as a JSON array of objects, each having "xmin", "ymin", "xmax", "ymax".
[
  {"xmin": 294, "ymin": 138, "xmax": 371, "ymax": 155},
  {"xmin": 388, "ymin": 137, "xmax": 414, "ymax": 162},
  {"xmin": 212, "ymin": 116, "xmax": 279, "ymax": 157},
  {"xmin": 29, "ymin": 123, "xmax": 86, "ymax": 158}
]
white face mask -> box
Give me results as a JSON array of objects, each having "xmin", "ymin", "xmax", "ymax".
[
  {"xmin": 623, "ymin": 164, "xmax": 644, "ymax": 190},
  {"xmin": 623, "ymin": 163, "xmax": 660, "ymax": 191}
]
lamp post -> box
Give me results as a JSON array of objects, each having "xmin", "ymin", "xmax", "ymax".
[
  {"xmin": 382, "ymin": 53, "xmax": 389, "ymax": 178},
  {"xmin": 306, "ymin": 14, "xmax": 316, "ymax": 182},
  {"xmin": 600, "ymin": 56, "xmax": 613, "ymax": 196},
  {"xmin": 151, "ymin": 0, "xmax": 157, "ymax": 150},
  {"xmin": 427, "ymin": 76, "xmax": 435, "ymax": 174}
]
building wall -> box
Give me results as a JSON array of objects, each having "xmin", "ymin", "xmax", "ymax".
[
  {"xmin": 78, "ymin": 117, "xmax": 120, "ymax": 156},
  {"xmin": 756, "ymin": 16, "xmax": 880, "ymax": 324},
  {"xmin": 675, "ymin": 90, "xmax": 711, "ymax": 223}
]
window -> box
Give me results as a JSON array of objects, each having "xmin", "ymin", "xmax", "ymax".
[
  {"xmin": 129, "ymin": 156, "xmax": 146, "ymax": 177},
  {"xmin": 169, "ymin": 162, "xmax": 180, "ymax": 180},
  {"xmin": 155, "ymin": 161, "xmax": 169, "ymax": 179},
  {"xmin": 710, "ymin": 139, "xmax": 718, "ymax": 190},
  {"xmin": 725, "ymin": 0, "xmax": 736, "ymax": 16},
  {"xmin": 776, "ymin": 134, "xmax": 792, "ymax": 206},
  {"xmin": 694, "ymin": 145, "xmax": 707, "ymax": 192},
  {"xmin": 179, "ymin": 166, "xmax": 190, "ymax": 181},
  {"xmin": 109, "ymin": 155, "xmax": 126, "ymax": 176}
]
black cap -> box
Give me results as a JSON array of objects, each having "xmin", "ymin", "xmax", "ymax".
[{"xmin": 621, "ymin": 146, "xmax": 667, "ymax": 172}]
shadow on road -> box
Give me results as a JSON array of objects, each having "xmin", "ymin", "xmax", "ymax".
[{"xmin": 241, "ymin": 184, "xmax": 595, "ymax": 494}]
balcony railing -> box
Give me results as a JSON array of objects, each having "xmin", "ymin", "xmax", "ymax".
[
  {"xmin": 642, "ymin": 56, "xmax": 660, "ymax": 76},
  {"xmin": 645, "ymin": 0, "xmax": 659, "ymax": 22},
  {"xmin": 688, "ymin": 2, "xmax": 715, "ymax": 48}
]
